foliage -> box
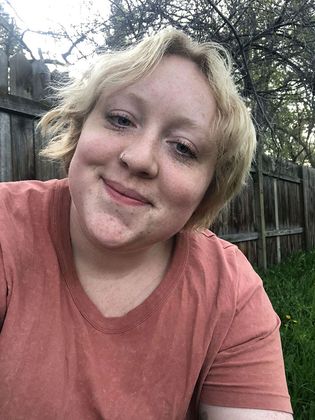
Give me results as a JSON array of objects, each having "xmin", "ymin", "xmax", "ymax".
[
  {"xmin": 0, "ymin": 3, "xmax": 21, "ymax": 57},
  {"xmin": 260, "ymin": 249, "xmax": 315, "ymax": 419}
]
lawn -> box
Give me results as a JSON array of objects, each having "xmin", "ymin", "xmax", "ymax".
[{"xmin": 260, "ymin": 249, "xmax": 315, "ymax": 420}]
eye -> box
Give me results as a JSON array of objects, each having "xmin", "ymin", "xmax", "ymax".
[
  {"xmin": 173, "ymin": 141, "xmax": 197, "ymax": 160},
  {"xmin": 107, "ymin": 113, "xmax": 133, "ymax": 129}
]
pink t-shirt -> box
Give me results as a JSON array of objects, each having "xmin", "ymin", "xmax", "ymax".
[{"xmin": 0, "ymin": 179, "xmax": 292, "ymax": 419}]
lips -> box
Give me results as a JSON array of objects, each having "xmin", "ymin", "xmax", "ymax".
[{"xmin": 103, "ymin": 179, "xmax": 151, "ymax": 205}]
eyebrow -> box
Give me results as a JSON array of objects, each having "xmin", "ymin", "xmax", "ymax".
[
  {"xmin": 129, "ymin": 92, "xmax": 207, "ymax": 125},
  {"xmin": 105, "ymin": 91, "xmax": 147, "ymax": 110},
  {"xmin": 106, "ymin": 90, "xmax": 212, "ymax": 140}
]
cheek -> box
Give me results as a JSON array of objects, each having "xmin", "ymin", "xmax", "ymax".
[
  {"xmin": 68, "ymin": 144, "xmax": 95, "ymax": 195},
  {"xmin": 74, "ymin": 126, "xmax": 116, "ymax": 163},
  {"xmin": 166, "ymin": 178, "xmax": 211, "ymax": 213},
  {"xmin": 74, "ymin": 135, "xmax": 100, "ymax": 163}
]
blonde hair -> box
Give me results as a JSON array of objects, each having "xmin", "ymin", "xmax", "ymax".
[{"xmin": 39, "ymin": 27, "xmax": 256, "ymax": 229}]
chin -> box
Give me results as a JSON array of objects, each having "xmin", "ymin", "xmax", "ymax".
[{"xmin": 88, "ymin": 229, "xmax": 141, "ymax": 252}]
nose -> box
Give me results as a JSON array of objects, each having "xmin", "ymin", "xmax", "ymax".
[{"xmin": 119, "ymin": 132, "xmax": 159, "ymax": 178}]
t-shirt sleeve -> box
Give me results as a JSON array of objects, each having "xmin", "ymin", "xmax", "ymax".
[{"xmin": 200, "ymin": 248, "xmax": 293, "ymax": 414}]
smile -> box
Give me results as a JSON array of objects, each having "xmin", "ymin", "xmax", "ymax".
[{"xmin": 102, "ymin": 179, "xmax": 151, "ymax": 206}]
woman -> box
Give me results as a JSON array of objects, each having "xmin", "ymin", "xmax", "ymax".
[{"xmin": 0, "ymin": 28, "xmax": 293, "ymax": 419}]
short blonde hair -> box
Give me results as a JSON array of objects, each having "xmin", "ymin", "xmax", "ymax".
[{"xmin": 39, "ymin": 27, "xmax": 256, "ymax": 229}]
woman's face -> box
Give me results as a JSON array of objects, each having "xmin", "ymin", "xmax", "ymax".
[{"xmin": 68, "ymin": 55, "xmax": 218, "ymax": 253}]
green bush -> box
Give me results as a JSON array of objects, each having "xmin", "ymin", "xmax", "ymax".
[{"xmin": 260, "ymin": 250, "xmax": 315, "ymax": 420}]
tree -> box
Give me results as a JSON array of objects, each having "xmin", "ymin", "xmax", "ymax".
[
  {"xmin": 0, "ymin": 0, "xmax": 109, "ymax": 66},
  {"xmin": 0, "ymin": 3, "xmax": 22, "ymax": 57}
]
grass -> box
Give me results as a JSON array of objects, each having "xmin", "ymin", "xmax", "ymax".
[{"xmin": 259, "ymin": 249, "xmax": 315, "ymax": 420}]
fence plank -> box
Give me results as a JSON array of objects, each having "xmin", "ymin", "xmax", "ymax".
[
  {"xmin": 265, "ymin": 227, "xmax": 304, "ymax": 237},
  {"xmin": 34, "ymin": 125, "xmax": 62, "ymax": 180},
  {"xmin": 31, "ymin": 60, "xmax": 51, "ymax": 101},
  {"xmin": 273, "ymin": 176, "xmax": 281, "ymax": 263},
  {"xmin": 11, "ymin": 115, "xmax": 35, "ymax": 180},
  {"xmin": 301, "ymin": 166, "xmax": 311, "ymax": 251},
  {"xmin": 9, "ymin": 53, "xmax": 33, "ymax": 98},
  {"xmin": 304, "ymin": 166, "xmax": 315, "ymax": 249},
  {"xmin": 255, "ymin": 152, "xmax": 267, "ymax": 269},
  {"xmin": 0, "ymin": 93, "xmax": 48, "ymax": 117},
  {"xmin": 220, "ymin": 232, "xmax": 259, "ymax": 243},
  {"xmin": 0, "ymin": 51, "xmax": 8, "ymax": 94},
  {"xmin": 0, "ymin": 112, "xmax": 12, "ymax": 181}
]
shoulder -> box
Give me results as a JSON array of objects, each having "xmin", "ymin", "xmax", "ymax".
[
  {"xmin": 181, "ymin": 228, "xmax": 270, "ymax": 324},
  {"xmin": 0, "ymin": 178, "xmax": 69, "ymax": 249},
  {"xmin": 184, "ymin": 228, "xmax": 262, "ymax": 291},
  {"xmin": 0, "ymin": 178, "xmax": 68, "ymax": 219},
  {"xmin": 0, "ymin": 178, "xmax": 67, "ymax": 203},
  {"xmin": 185, "ymin": 228, "xmax": 244, "ymax": 265},
  {"xmin": 0, "ymin": 178, "xmax": 70, "ymax": 284}
]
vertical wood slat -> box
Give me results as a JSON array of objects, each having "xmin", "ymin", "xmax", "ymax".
[
  {"xmin": 0, "ymin": 52, "xmax": 11, "ymax": 181},
  {"xmin": 9, "ymin": 53, "xmax": 35, "ymax": 180},
  {"xmin": 10, "ymin": 115, "xmax": 35, "ymax": 180},
  {"xmin": 34, "ymin": 127, "xmax": 61, "ymax": 180},
  {"xmin": 9, "ymin": 53, "xmax": 33, "ymax": 98},
  {"xmin": 0, "ymin": 51, "xmax": 8, "ymax": 94},
  {"xmin": 273, "ymin": 176, "xmax": 281, "ymax": 263},
  {"xmin": 301, "ymin": 165, "xmax": 311, "ymax": 251},
  {"xmin": 0, "ymin": 113, "xmax": 12, "ymax": 181},
  {"xmin": 309, "ymin": 168, "xmax": 315, "ymax": 249},
  {"xmin": 31, "ymin": 61, "xmax": 51, "ymax": 101},
  {"xmin": 254, "ymin": 151, "xmax": 267, "ymax": 270}
]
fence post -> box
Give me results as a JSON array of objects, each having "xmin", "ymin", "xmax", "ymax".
[
  {"xmin": 0, "ymin": 51, "xmax": 12, "ymax": 181},
  {"xmin": 301, "ymin": 165, "xmax": 311, "ymax": 251},
  {"xmin": 272, "ymin": 166, "xmax": 281, "ymax": 264},
  {"xmin": 9, "ymin": 53, "xmax": 35, "ymax": 180},
  {"xmin": 9, "ymin": 53, "xmax": 33, "ymax": 98},
  {"xmin": 254, "ymin": 151, "xmax": 267, "ymax": 270},
  {"xmin": 31, "ymin": 60, "xmax": 51, "ymax": 101},
  {"xmin": 0, "ymin": 51, "xmax": 8, "ymax": 94}
]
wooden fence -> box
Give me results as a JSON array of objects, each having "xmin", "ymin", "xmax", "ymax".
[
  {"xmin": 1, "ymin": 52, "xmax": 315, "ymax": 269},
  {"xmin": 212, "ymin": 156, "xmax": 315, "ymax": 268},
  {"xmin": 0, "ymin": 51, "xmax": 61, "ymax": 181}
]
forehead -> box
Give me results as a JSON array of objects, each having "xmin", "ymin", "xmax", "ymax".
[{"xmin": 98, "ymin": 55, "xmax": 217, "ymax": 134}]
